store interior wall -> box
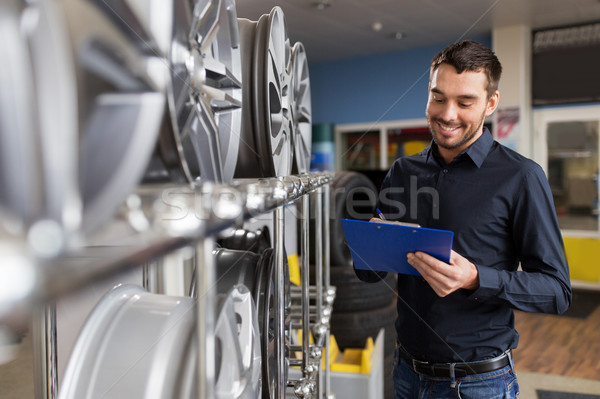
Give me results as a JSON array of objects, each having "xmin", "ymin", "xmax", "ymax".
[
  {"xmin": 308, "ymin": 35, "xmax": 491, "ymax": 125},
  {"xmin": 309, "ymin": 27, "xmax": 599, "ymax": 153},
  {"xmin": 493, "ymin": 25, "xmax": 533, "ymax": 157}
]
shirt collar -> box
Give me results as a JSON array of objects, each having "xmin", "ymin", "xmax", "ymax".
[{"xmin": 426, "ymin": 127, "xmax": 493, "ymax": 168}]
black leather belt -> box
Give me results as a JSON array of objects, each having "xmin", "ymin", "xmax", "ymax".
[{"xmin": 397, "ymin": 345, "xmax": 512, "ymax": 378}]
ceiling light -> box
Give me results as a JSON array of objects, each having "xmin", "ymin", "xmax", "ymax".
[
  {"xmin": 371, "ymin": 21, "xmax": 383, "ymax": 32},
  {"xmin": 393, "ymin": 32, "xmax": 406, "ymax": 40}
]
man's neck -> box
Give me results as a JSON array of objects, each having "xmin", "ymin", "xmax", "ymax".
[{"xmin": 437, "ymin": 129, "xmax": 484, "ymax": 164}]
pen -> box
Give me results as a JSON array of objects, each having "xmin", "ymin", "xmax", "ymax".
[{"xmin": 376, "ymin": 208, "xmax": 386, "ymax": 220}]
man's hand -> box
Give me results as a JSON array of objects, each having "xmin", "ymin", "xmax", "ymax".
[{"xmin": 406, "ymin": 250, "xmax": 479, "ymax": 297}]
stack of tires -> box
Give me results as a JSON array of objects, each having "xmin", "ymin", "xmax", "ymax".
[{"xmin": 317, "ymin": 171, "xmax": 397, "ymax": 399}]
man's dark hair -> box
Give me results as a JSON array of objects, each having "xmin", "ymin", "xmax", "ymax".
[{"xmin": 431, "ymin": 40, "xmax": 502, "ymax": 98}]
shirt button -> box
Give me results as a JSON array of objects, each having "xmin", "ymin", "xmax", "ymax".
[{"xmin": 443, "ymin": 169, "xmax": 448, "ymax": 173}]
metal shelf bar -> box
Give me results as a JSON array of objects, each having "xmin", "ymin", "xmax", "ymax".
[
  {"xmin": 315, "ymin": 186, "xmax": 324, "ymax": 398},
  {"xmin": 32, "ymin": 306, "xmax": 58, "ymax": 399},
  {"xmin": 274, "ymin": 205, "xmax": 286, "ymax": 399},
  {"xmin": 196, "ymin": 237, "xmax": 216, "ymax": 399},
  {"xmin": 301, "ymin": 194, "xmax": 311, "ymax": 375},
  {"xmin": 323, "ymin": 182, "xmax": 333, "ymax": 399}
]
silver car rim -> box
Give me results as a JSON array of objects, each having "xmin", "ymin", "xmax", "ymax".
[
  {"xmin": 254, "ymin": 249, "xmax": 277, "ymax": 398},
  {"xmin": 0, "ymin": 0, "xmax": 80, "ymax": 230},
  {"xmin": 162, "ymin": 0, "xmax": 243, "ymax": 184},
  {"xmin": 253, "ymin": 248, "xmax": 291, "ymax": 399},
  {"xmin": 254, "ymin": 7, "xmax": 293, "ymax": 177},
  {"xmin": 0, "ymin": 0, "xmax": 41, "ymax": 226},
  {"xmin": 215, "ymin": 285, "xmax": 262, "ymax": 399},
  {"xmin": 234, "ymin": 17, "xmax": 259, "ymax": 178},
  {"xmin": 290, "ymin": 42, "xmax": 312, "ymax": 174},
  {"xmin": 60, "ymin": 0, "xmax": 166, "ymax": 234},
  {"xmin": 60, "ymin": 283, "xmax": 261, "ymax": 399},
  {"xmin": 59, "ymin": 285, "xmax": 197, "ymax": 399}
]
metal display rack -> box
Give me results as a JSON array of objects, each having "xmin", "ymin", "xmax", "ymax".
[
  {"xmin": 0, "ymin": 173, "xmax": 335, "ymax": 399},
  {"xmin": 1, "ymin": 1, "xmax": 332, "ymax": 397}
]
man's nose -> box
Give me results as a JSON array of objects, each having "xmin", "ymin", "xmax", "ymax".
[{"xmin": 440, "ymin": 102, "xmax": 458, "ymax": 121}]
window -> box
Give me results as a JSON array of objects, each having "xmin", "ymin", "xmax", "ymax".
[
  {"xmin": 534, "ymin": 106, "xmax": 600, "ymax": 233},
  {"xmin": 547, "ymin": 121, "xmax": 599, "ymax": 230}
]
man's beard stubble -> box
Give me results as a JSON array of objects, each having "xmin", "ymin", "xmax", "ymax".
[{"xmin": 427, "ymin": 113, "xmax": 486, "ymax": 151}]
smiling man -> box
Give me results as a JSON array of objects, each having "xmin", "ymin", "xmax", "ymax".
[
  {"xmin": 356, "ymin": 40, "xmax": 571, "ymax": 398},
  {"xmin": 426, "ymin": 60, "xmax": 499, "ymax": 164}
]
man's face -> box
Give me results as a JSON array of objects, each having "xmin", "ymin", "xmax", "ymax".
[{"xmin": 425, "ymin": 63, "xmax": 499, "ymax": 162}]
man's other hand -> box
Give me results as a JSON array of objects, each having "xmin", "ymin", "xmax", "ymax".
[{"xmin": 406, "ymin": 250, "xmax": 479, "ymax": 297}]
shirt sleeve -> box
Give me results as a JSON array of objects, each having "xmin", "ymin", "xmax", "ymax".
[{"xmin": 471, "ymin": 164, "xmax": 572, "ymax": 314}]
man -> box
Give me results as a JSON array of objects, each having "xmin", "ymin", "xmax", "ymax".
[{"xmin": 355, "ymin": 40, "xmax": 571, "ymax": 398}]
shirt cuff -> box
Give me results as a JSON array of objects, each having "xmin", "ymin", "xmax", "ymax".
[{"xmin": 469, "ymin": 265, "xmax": 500, "ymax": 301}]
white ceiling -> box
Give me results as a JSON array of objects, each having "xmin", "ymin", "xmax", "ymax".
[{"xmin": 235, "ymin": 0, "xmax": 600, "ymax": 63}]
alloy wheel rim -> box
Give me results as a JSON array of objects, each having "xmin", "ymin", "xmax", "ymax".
[
  {"xmin": 290, "ymin": 42, "xmax": 312, "ymax": 174},
  {"xmin": 164, "ymin": 0, "xmax": 243, "ymax": 184},
  {"xmin": 253, "ymin": 7, "xmax": 293, "ymax": 177}
]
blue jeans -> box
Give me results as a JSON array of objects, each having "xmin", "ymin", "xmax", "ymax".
[{"xmin": 393, "ymin": 349, "xmax": 519, "ymax": 398}]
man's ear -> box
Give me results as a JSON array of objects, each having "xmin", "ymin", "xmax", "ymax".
[{"xmin": 485, "ymin": 91, "xmax": 500, "ymax": 117}]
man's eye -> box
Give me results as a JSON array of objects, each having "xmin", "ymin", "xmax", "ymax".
[{"xmin": 459, "ymin": 103, "xmax": 473, "ymax": 107}]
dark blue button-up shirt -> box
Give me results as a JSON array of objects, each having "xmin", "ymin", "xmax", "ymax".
[{"xmin": 362, "ymin": 128, "xmax": 571, "ymax": 363}]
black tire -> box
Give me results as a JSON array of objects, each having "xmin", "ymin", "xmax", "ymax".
[
  {"xmin": 330, "ymin": 171, "xmax": 378, "ymax": 267},
  {"xmin": 321, "ymin": 266, "xmax": 397, "ymax": 312},
  {"xmin": 383, "ymin": 320, "xmax": 397, "ymax": 399},
  {"xmin": 330, "ymin": 300, "xmax": 396, "ymax": 350},
  {"xmin": 310, "ymin": 171, "xmax": 378, "ymax": 267},
  {"xmin": 384, "ymin": 351, "xmax": 395, "ymax": 399}
]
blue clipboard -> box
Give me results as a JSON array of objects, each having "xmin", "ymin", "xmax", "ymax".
[{"xmin": 341, "ymin": 219, "xmax": 454, "ymax": 276}]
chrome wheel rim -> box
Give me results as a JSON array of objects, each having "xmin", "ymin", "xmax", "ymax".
[
  {"xmin": 0, "ymin": 0, "xmax": 42, "ymax": 227},
  {"xmin": 290, "ymin": 42, "xmax": 312, "ymax": 174},
  {"xmin": 60, "ymin": 0, "xmax": 166, "ymax": 234},
  {"xmin": 255, "ymin": 249, "xmax": 277, "ymax": 398},
  {"xmin": 234, "ymin": 17, "xmax": 259, "ymax": 178},
  {"xmin": 59, "ymin": 285, "xmax": 196, "ymax": 399},
  {"xmin": 254, "ymin": 247, "xmax": 290, "ymax": 399},
  {"xmin": 0, "ymin": 0, "xmax": 80, "ymax": 230},
  {"xmin": 215, "ymin": 285, "xmax": 262, "ymax": 399},
  {"xmin": 60, "ymin": 283, "xmax": 262, "ymax": 399},
  {"xmin": 162, "ymin": 0, "xmax": 243, "ymax": 184},
  {"xmin": 255, "ymin": 7, "xmax": 292, "ymax": 177},
  {"xmin": 236, "ymin": 7, "xmax": 293, "ymax": 178}
]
